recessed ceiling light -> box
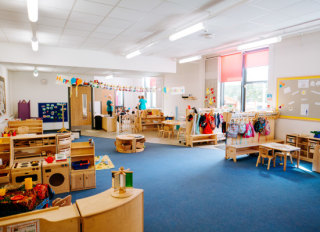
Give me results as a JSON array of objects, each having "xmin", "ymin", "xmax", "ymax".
[
  {"xmin": 33, "ymin": 67, "xmax": 38, "ymax": 77},
  {"xmin": 31, "ymin": 37, "xmax": 38, "ymax": 51},
  {"xmin": 178, "ymin": 55, "xmax": 202, "ymax": 64},
  {"xmin": 169, "ymin": 22, "xmax": 205, "ymax": 41},
  {"xmin": 27, "ymin": 0, "xmax": 38, "ymax": 22},
  {"xmin": 237, "ymin": 36, "xmax": 282, "ymax": 51},
  {"xmin": 126, "ymin": 50, "xmax": 141, "ymax": 59}
]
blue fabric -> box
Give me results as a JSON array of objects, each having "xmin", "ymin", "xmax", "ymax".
[
  {"xmin": 139, "ymin": 98, "xmax": 147, "ymax": 110},
  {"xmin": 58, "ymin": 136, "xmax": 320, "ymax": 232}
]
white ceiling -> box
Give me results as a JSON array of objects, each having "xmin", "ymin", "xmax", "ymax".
[{"xmin": 0, "ymin": 0, "xmax": 320, "ymax": 73}]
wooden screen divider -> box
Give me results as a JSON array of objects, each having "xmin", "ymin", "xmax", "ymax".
[{"xmin": 8, "ymin": 119, "xmax": 43, "ymax": 134}]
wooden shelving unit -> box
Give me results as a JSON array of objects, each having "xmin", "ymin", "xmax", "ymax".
[
  {"xmin": 11, "ymin": 134, "xmax": 57, "ymax": 161},
  {"xmin": 70, "ymin": 141, "xmax": 96, "ymax": 191},
  {"xmin": 115, "ymin": 134, "xmax": 145, "ymax": 153},
  {"xmin": 56, "ymin": 132, "xmax": 72, "ymax": 157},
  {"xmin": 8, "ymin": 119, "xmax": 43, "ymax": 134},
  {"xmin": 140, "ymin": 116, "xmax": 165, "ymax": 131},
  {"xmin": 0, "ymin": 138, "xmax": 12, "ymax": 184},
  {"xmin": 286, "ymin": 134, "xmax": 320, "ymax": 162}
]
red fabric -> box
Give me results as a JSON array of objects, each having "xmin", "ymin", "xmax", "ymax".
[
  {"xmin": 203, "ymin": 114, "xmax": 214, "ymax": 134},
  {"xmin": 221, "ymin": 53, "xmax": 243, "ymax": 82},
  {"xmin": 245, "ymin": 49, "xmax": 269, "ymax": 68}
]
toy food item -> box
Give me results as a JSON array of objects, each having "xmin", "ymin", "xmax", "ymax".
[{"xmin": 10, "ymin": 195, "xmax": 24, "ymax": 201}]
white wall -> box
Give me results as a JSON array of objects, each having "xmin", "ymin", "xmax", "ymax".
[
  {"xmin": 163, "ymin": 61, "xmax": 205, "ymax": 118},
  {"xmin": 9, "ymin": 71, "xmax": 76, "ymax": 130},
  {"xmin": 269, "ymin": 31, "xmax": 320, "ymax": 139},
  {"xmin": 0, "ymin": 65, "xmax": 11, "ymax": 132},
  {"xmin": 205, "ymin": 57, "xmax": 219, "ymax": 108}
]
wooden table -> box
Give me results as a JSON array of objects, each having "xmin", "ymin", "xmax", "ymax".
[
  {"xmin": 260, "ymin": 142, "xmax": 300, "ymax": 171},
  {"xmin": 162, "ymin": 120, "xmax": 181, "ymax": 136},
  {"xmin": 115, "ymin": 134, "xmax": 145, "ymax": 153},
  {"xmin": 76, "ymin": 188, "xmax": 144, "ymax": 232}
]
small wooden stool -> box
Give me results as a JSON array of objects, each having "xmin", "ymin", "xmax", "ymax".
[
  {"xmin": 157, "ymin": 124, "xmax": 164, "ymax": 137},
  {"xmin": 163, "ymin": 126, "xmax": 172, "ymax": 138},
  {"xmin": 256, "ymin": 147, "xmax": 274, "ymax": 170}
]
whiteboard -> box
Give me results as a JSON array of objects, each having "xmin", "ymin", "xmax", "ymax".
[{"xmin": 276, "ymin": 76, "xmax": 320, "ymax": 121}]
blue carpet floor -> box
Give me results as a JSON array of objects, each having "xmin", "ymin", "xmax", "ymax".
[{"xmin": 57, "ymin": 136, "xmax": 320, "ymax": 232}]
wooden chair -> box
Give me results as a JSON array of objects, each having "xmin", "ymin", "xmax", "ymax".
[
  {"xmin": 273, "ymin": 151, "xmax": 293, "ymax": 168},
  {"xmin": 177, "ymin": 126, "xmax": 186, "ymax": 139},
  {"xmin": 163, "ymin": 125, "xmax": 172, "ymax": 138},
  {"xmin": 157, "ymin": 124, "xmax": 164, "ymax": 137},
  {"xmin": 256, "ymin": 147, "xmax": 274, "ymax": 170}
]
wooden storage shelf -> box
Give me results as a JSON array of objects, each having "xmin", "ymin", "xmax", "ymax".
[
  {"xmin": 115, "ymin": 134, "xmax": 145, "ymax": 153},
  {"xmin": 0, "ymin": 137, "xmax": 12, "ymax": 185},
  {"xmin": 286, "ymin": 134, "xmax": 320, "ymax": 162}
]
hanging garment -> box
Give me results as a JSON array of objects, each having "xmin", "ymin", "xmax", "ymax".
[
  {"xmin": 222, "ymin": 122, "xmax": 227, "ymax": 133},
  {"xmin": 203, "ymin": 114, "xmax": 214, "ymax": 134},
  {"xmin": 192, "ymin": 114, "xmax": 197, "ymax": 135},
  {"xmin": 199, "ymin": 114, "xmax": 206, "ymax": 128},
  {"xmin": 216, "ymin": 113, "xmax": 221, "ymax": 128},
  {"xmin": 244, "ymin": 121, "xmax": 255, "ymax": 138},
  {"xmin": 195, "ymin": 113, "xmax": 201, "ymax": 134}
]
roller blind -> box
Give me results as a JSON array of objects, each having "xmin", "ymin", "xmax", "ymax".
[
  {"xmin": 245, "ymin": 49, "xmax": 269, "ymax": 68},
  {"xmin": 221, "ymin": 53, "xmax": 242, "ymax": 82}
]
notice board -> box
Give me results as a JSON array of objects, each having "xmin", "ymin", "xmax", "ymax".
[
  {"xmin": 38, "ymin": 102, "xmax": 68, "ymax": 123},
  {"xmin": 276, "ymin": 76, "xmax": 320, "ymax": 121}
]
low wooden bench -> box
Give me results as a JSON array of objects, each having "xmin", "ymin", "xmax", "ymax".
[
  {"xmin": 225, "ymin": 139, "xmax": 284, "ymax": 162},
  {"xmin": 186, "ymin": 134, "xmax": 217, "ymax": 147}
]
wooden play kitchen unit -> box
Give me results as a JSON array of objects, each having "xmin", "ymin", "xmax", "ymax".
[
  {"xmin": 8, "ymin": 119, "xmax": 43, "ymax": 134},
  {"xmin": 115, "ymin": 134, "xmax": 145, "ymax": 153},
  {"xmin": 70, "ymin": 141, "xmax": 96, "ymax": 191}
]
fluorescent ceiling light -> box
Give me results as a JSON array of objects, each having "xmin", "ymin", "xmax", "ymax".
[
  {"xmin": 237, "ymin": 36, "xmax": 282, "ymax": 51},
  {"xmin": 105, "ymin": 75, "xmax": 113, "ymax": 79},
  {"xmin": 169, "ymin": 22, "xmax": 205, "ymax": 41},
  {"xmin": 31, "ymin": 38, "xmax": 38, "ymax": 51},
  {"xmin": 126, "ymin": 50, "xmax": 141, "ymax": 59},
  {"xmin": 178, "ymin": 55, "xmax": 202, "ymax": 64},
  {"xmin": 27, "ymin": 0, "xmax": 38, "ymax": 22}
]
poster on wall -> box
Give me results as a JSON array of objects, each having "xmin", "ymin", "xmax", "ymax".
[
  {"xmin": 38, "ymin": 102, "xmax": 68, "ymax": 123},
  {"xmin": 0, "ymin": 76, "xmax": 6, "ymax": 116}
]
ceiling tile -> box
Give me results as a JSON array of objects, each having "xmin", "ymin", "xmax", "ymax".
[
  {"xmin": 38, "ymin": 16, "xmax": 67, "ymax": 28},
  {"xmin": 63, "ymin": 29, "xmax": 91, "ymax": 37},
  {"xmin": 168, "ymin": 0, "xmax": 215, "ymax": 11},
  {"xmin": 222, "ymin": 3, "xmax": 270, "ymax": 22},
  {"xmin": 85, "ymin": 0, "xmax": 119, "ymax": 5},
  {"xmin": 0, "ymin": 0, "xmax": 26, "ymax": 13},
  {"xmin": 2, "ymin": 28, "xmax": 32, "ymax": 43},
  {"xmin": 73, "ymin": 0, "xmax": 113, "ymax": 16},
  {"xmin": 151, "ymin": 1, "xmax": 189, "ymax": 16},
  {"xmin": 0, "ymin": 10, "xmax": 28, "ymax": 24},
  {"xmin": 37, "ymin": 32, "xmax": 60, "ymax": 45},
  {"xmin": 95, "ymin": 25, "xmax": 125, "ymax": 34},
  {"xmin": 89, "ymin": 31, "xmax": 116, "ymax": 39},
  {"xmin": 37, "ymin": 25, "xmax": 63, "ymax": 34},
  {"xmin": 109, "ymin": 7, "xmax": 147, "ymax": 21},
  {"xmin": 100, "ymin": 17, "xmax": 132, "ymax": 29},
  {"xmin": 39, "ymin": 0, "xmax": 75, "ymax": 11},
  {"xmin": 65, "ymin": 21, "xmax": 97, "ymax": 31},
  {"xmin": 69, "ymin": 11, "xmax": 104, "ymax": 24},
  {"xmin": 249, "ymin": 0, "xmax": 302, "ymax": 11},
  {"xmin": 279, "ymin": 0, "xmax": 320, "ymax": 17},
  {"xmin": 118, "ymin": 0, "xmax": 162, "ymax": 12}
]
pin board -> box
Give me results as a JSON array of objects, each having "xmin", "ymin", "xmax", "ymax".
[
  {"xmin": 276, "ymin": 76, "xmax": 320, "ymax": 121},
  {"xmin": 38, "ymin": 102, "xmax": 68, "ymax": 123}
]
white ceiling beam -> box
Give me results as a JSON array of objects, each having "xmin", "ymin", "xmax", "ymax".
[{"xmin": 0, "ymin": 42, "xmax": 176, "ymax": 74}]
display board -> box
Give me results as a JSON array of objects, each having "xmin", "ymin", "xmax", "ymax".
[
  {"xmin": 276, "ymin": 76, "xmax": 320, "ymax": 121},
  {"xmin": 38, "ymin": 102, "xmax": 68, "ymax": 123}
]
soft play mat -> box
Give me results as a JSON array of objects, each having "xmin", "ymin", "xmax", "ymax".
[{"xmin": 94, "ymin": 155, "xmax": 114, "ymax": 170}]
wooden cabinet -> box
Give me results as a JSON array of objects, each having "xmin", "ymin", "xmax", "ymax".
[
  {"xmin": 84, "ymin": 171, "xmax": 96, "ymax": 189},
  {"xmin": 71, "ymin": 172, "xmax": 84, "ymax": 191},
  {"xmin": 0, "ymin": 137, "xmax": 11, "ymax": 184},
  {"xmin": 70, "ymin": 141, "xmax": 96, "ymax": 191}
]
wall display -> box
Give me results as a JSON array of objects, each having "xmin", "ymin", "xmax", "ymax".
[
  {"xmin": 0, "ymin": 76, "xmax": 6, "ymax": 116},
  {"xmin": 56, "ymin": 75, "xmax": 185, "ymax": 94},
  {"xmin": 277, "ymin": 76, "xmax": 320, "ymax": 121},
  {"xmin": 38, "ymin": 102, "xmax": 68, "ymax": 123}
]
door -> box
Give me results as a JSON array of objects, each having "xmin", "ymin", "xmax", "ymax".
[
  {"xmin": 84, "ymin": 171, "xmax": 96, "ymax": 189},
  {"xmin": 70, "ymin": 86, "xmax": 92, "ymax": 130},
  {"xmin": 71, "ymin": 172, "xmax": 83, "ymax": 191}
]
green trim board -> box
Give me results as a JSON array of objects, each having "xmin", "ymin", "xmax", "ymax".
[{"xmin": 276, "ymin": 75, "xmax": 320, "ymax": 121}]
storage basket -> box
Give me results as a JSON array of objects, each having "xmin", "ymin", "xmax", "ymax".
[{"xmin": 72, "ymin": 160, "xmax": 90, "ymax": 170}]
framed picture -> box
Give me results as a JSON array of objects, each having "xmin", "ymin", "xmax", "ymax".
[{"xmin": 0, "ymin": 76, "xmax": 6, "ymax": 116}]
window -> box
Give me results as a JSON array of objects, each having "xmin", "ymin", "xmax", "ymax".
[
  {"xmin": 143, "ymin": 77, "xmax": 157, "ymax": 108},
  {"xmin": 220, "ymin": 49, "xmax": 269, "ymax": 112},
  {"xmin": 244, "ymin": 49, "xmax": 269, "ymax": 111},
  {"xmin": 115, "ymin": 90, "xmax": 124, "ymax": 107}
]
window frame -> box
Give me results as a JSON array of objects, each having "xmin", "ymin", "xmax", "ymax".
[{"xmin": 220, "ymin": 47, "xmax": 269, "ymax": 112}]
